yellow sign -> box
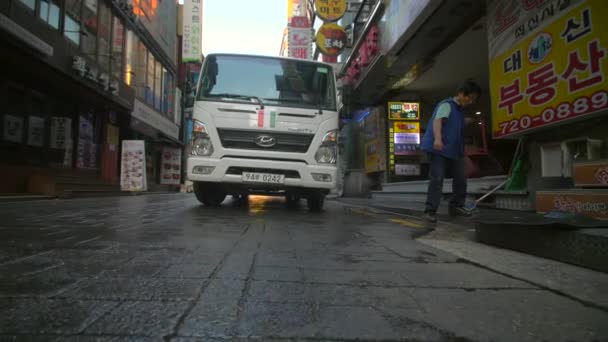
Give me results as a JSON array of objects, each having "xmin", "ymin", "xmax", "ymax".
[
  {"xmin": 315, "ymin": 0, "xmax": 347, "ymax": 22},
  {"xmin": 394, "ymin": 121, "xmax": 420, "ymax": 134},
  {"xmin": 489, "ymin": 0, "xmax": 608, "ymax": 138},
  {"xmin": 287, "ymin": 0, "xmax": 302, "ymax": 22},
  {"xmin": 388, "ymin": 102, "xmax": 420, "ymax": 120},
  {"xmin": 365, "ymin": 139, "xmax": 382, "ymax": 173},
  {"xmin": 316, "ymin": 23, "xmax": 347, "ymax": 56}
]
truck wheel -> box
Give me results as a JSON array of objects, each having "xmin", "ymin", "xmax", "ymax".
[
  {"xmin": 307, "ymin": 192, "xmax": 325, "ymax": 212},
  {"xmin": 193, "ymin": 182, "xmax": 226, "ymax": 206}
]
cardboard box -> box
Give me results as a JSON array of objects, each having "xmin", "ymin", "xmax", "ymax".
[
  {"xmin": 536, "ymin": 189, "xmax": 608, "ymax": 220},
  {"xmin": 573, "ymin": 160, "xmax": 608, "ymax": 188}
]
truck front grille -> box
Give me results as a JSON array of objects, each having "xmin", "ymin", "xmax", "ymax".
[{"xmin": 217, "ymin": 129, "xmax": 313, "ymax": 153}]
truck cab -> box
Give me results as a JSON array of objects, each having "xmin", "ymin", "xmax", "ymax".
[{"xmin": 186, "ymin": 54, "xmax": 338, "ymax": 211}]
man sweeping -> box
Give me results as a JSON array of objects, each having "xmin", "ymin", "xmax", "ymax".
[{"xmin": 420, "ymin": 79, "xmax": 482, "ymax": 223}]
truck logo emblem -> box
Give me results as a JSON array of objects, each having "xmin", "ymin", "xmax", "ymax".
[{"xmin": 255, "ymin": 135, "xmax": 276, "ymax": 148}]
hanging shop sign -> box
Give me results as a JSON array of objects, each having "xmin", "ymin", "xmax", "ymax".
[
  {"xmin": 488, "ymin": 0, "xmax": 608, "ymax": 138},
  {"xmin": 388, "ymin": 102, "xmax": 420, "ymax": 120},
  {"xmin": 316, "ymin": 23, "xmax": 347, "ymax": 57},
  {"xmin": 288, "ymin": 0, "xmax": 303, "ymax": 23},
  {"xmin": 160, "ymin": 147, "xmax": 182, "ymax": 185},
  {"xmin": 289, "ymin": 16, "xmax": 313, "ymax": 59},
  {"xmin": 120, "ymin": 140, "xmax": 147, "ymax": 191},
  {"xmin": 314, "ymin": 0, "xmax": 347, "ymax": 22},
  {"xmin": 72, "ymin": 56, "xmax": 120, "ymax": 96},
  {"xmin": 394, "ymin": 121, "xmax": 420, "ymax": 134},
  {"xmin": 182, "ymin": 0, "xmax": 202, "ymax": 62}
]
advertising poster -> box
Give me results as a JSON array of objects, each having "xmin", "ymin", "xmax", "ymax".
[
  {"xmin": 76, "ymin": 114, "xmax": 97, "ymax": 169},
  {"xmin": 27, "ymin": 116, "xmax": 45, "ymax": 147},
  {"xmin": 488, "ymin": 0, "xmax": 608, "ymax": 138},
  {"xmin": 363, "ymin": 107, "xmax": 386, "ymax": 173},
  {"xmin": 120, "ymin": 140, "xmax": 147, "ymax": 191},
  {"xmin": 3, "ymin": 115, "xmax": 23, "ymax": 143},
  {"xmin": 160, "ymin": 147, "xmax": 182, "ymax": 185},
  {"xmin": 50, "ymin": 117, "xmax": 72, "ymax": 149}
]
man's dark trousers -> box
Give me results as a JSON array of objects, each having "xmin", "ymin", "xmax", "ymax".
[{"xmin": 424, "ymin": 152, "xmax": 467, "ymax": 213}]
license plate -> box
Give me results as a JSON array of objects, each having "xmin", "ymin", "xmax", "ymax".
[{"xmin": 242, "ymin": 172, "xmax": 285, "ymax": 184}]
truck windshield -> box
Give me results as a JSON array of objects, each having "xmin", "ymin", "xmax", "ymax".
[{"xmin": 197, "ymin": 54, "xmax": 337, "ymax": 111}]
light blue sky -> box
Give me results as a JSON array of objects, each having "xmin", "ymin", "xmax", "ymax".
[{"xmin": 200, "ymin": 0, "xmax": 288, "ymax": 56}]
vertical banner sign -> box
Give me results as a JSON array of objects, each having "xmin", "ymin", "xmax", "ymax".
[
  {"xmin": 160, "ymin": 147, "xmax": 182, "ymax": 185},
  {"xmin": 488, "ymin": 0, "xmax": 608, "ymax": 138},
  {"xmin": 288, "ymin": 16, "xmax": 312, "ymax": 59},
  {"xmin": 121, "ymin": 140, "xmax": 147, "ymax": 191},
  {"xmin": 182, "ymin": 0, "xmax": 202, "ymax": 62}
]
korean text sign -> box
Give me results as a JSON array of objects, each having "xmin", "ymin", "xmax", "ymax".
[
  {"xmin": 182, "ymin": 0, "xmax": 202, "ymax": 63},
  {"xmin": 489, "ymin": 0, "xmax": 608, "ymax": 138}
]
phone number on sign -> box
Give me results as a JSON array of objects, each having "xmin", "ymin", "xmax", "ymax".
[{"xmin": 497, "ymin": 90, "xmax": 608, "ymax": 137}]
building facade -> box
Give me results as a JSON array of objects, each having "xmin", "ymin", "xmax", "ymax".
[
  {"xmin": 333, "ymin": 0, "xmax": 608, "ymax": 217},
  {"xmin": 0, "ymin": 0, "xmax": 182, "ymax": 194}
]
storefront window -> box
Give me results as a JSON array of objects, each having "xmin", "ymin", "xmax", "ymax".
[
  {"xmin": 97, "ymin": 1, "xmax": 112, "ymax": 71},
  {"xmin": 82, "ymin": 0, "xmax": 98, "ymax": 57},
  {"xmin": 39, "ymin": 0, "xmax": 61, "ymax": 30},
  {"xmin": 111, "ymin": 17, "xmax": 125, "ymax": 80},
  {"xmin": 146, "ymin": 51, "xmax": 155, "ymax": 106},
  {"xmin": 136, "ymin": 41, "xmax": 147, "ymax": 99},
  {"xmin": 124, "ymin": 30, "xmax": 138, "ymax": 86},
  {"xmin": 18, "ymin": 0, "xmax": 35, "ymax": 11},
  {"xmin": 154, "ymin": 60, "xmax": 162, "ymax": 111}
]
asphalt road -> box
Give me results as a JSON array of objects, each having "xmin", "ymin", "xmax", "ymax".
[{"xmin": 0, "ymin": 194, "xmax": 606, "ymax": 341}]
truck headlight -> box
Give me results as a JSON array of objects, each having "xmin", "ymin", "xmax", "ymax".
[
  {"xmin": 315, "ymin": 129, "xmax": 337, "ymax": 165},
  {"xmin": 190, "ymin": 120, "xmax": 214, "ymax": 156}
]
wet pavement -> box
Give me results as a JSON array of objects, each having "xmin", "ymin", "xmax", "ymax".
[{"xmin": 0, "ymin": 194, "xmax": 607, "ymax": 341}]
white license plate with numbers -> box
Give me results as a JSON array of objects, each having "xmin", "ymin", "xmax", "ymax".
[{"xmin": 242, "ymin": 172, "xmax": 285, "ymax": 184}]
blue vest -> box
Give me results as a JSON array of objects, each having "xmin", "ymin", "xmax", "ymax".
[{"xmin": 420, "ymin": 98, "xmax": 465, "ymax": 160}]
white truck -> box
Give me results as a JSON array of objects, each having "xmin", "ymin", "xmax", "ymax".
[{"xmin": 185, "ymin": 54, "xmax": 338, "ymax": 211}]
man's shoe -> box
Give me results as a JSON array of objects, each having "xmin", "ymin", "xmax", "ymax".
[
  {"xmin": 423, "ymin": 212, "xmax": 438, "ymax": 223},
  {"xmin": 449, "ymin": 206, "xmax": 473, "ymax": 217}
]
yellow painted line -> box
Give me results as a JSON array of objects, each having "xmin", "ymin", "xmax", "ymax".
[
  {"xmin": 390, "ymin": 218, "xmax": 426, "ymax": 229},
  {"xmin": 348, "ymin": 208, "xmax": 378, "ymax": 217}
]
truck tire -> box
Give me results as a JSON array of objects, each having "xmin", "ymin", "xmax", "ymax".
[
  {"xmin": 307, "ymin": 192, "xmax": 325, "ymax": 212},
  {"xmin": 285, "ymin": 192, "xmax": 300, "ymax": 209},
  {"xmin": 193, "ymin": 182, "xmax": 226, "ymax": 206}
]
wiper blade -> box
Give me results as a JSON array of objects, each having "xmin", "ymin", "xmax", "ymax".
[
  {"xmin": 208, "ymin": 93, "xmax": 264, "ymax": 109},
  {"xmin": 263, "ymin": 98, "xmax": 305, "ymax": 103},
  {"xmin": 264, "ymin": 98, "xmax": 323, "ymax": 115}
]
